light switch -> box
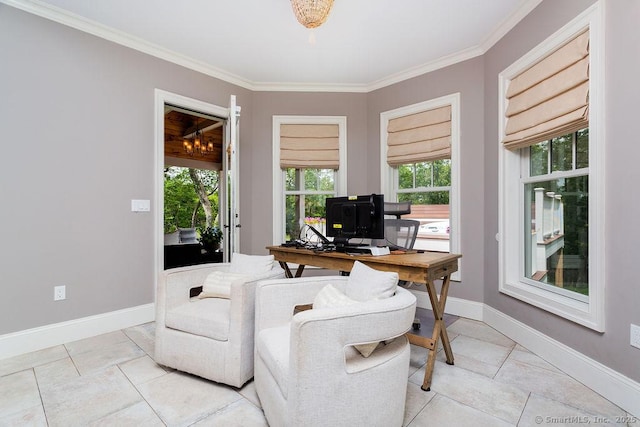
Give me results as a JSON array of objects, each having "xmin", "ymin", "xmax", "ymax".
[{"xmin": 131, "ymin": 199, "xmax": 150, "ymax": 212}]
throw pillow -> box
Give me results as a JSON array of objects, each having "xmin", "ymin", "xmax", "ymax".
[
  {"xmin": 198, "ymin": 271, "xmax": 251, "ymax": 299},
  {"xmin": 345, "ymin": 261, "xmax": 398, "ymax": 302},
  {"xmin": 313, "ymin": 284, "xmax": 379, "ymax": 357},
  {"xmin": 228, "ymin": 253, "xmax": 275, "ymax": 274}
]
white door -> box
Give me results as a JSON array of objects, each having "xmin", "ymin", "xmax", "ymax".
[{"xmin": 221, "ymin": 95, "xmax": 241, "ymax": 262}]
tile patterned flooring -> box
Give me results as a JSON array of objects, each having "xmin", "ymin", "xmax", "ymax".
[{"xmin": 0, "ymin": 318, "xmax": 633, "ymax": 426}]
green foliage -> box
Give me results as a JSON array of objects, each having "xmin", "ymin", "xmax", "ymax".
[
  {"xmin": 164, "ymin": 166, "xmax": 219, "ymax": 233},
  {"xmin": 199, "ymin": 226, "xmax": 223, "ymax": 250}
]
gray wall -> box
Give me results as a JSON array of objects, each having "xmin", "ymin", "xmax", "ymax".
[
  {"xmin": 0, "ymin": 6, "xmax": 250, "ymax": 333},
  {"xmin": 246, "ymin": 91, "xmax": 367, "ymax": 252},
  {"xmin": 1, "ymin": 0, "xmax": 638, "ymax": 383},
  {"xmin": 483, "ymin": 0, "xmax": 640, "ymax": 382}
]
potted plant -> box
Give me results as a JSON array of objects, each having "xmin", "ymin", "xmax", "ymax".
[{"xmin": 199, "ymin": 226, "xmax": 223, "ymax": 252}]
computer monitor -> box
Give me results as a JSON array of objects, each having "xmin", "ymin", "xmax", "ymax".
[{"xmin": 325, "ymin": 194, "xmax": 385, "ymax": 251}]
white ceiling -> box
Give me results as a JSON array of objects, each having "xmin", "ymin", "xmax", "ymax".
[{"xmin": 10, "ymin": 0, "xmax": 542, "ymax": 91}]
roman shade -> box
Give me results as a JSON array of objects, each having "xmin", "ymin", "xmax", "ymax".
[
  {"xmin": 386, "ymin": 105, "xmax": 451, "ymax": 165},
  {"xmin": 280, "ymin": 124, "xmax": 339, "ymax": 169},
  {"xmin": 502, "ymin": 29, "xmax": 589, "ymax": 150}
]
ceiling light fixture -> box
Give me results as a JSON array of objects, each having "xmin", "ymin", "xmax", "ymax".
[
  {"xmin": 183, "ymin": 119, "xmax": 214, "ymax": 157},
  {"xmin": 290, "ymin": 0, "xmax": 335, "ymax": 29}
]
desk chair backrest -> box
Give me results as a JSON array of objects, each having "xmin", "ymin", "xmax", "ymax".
[{"xmin": 384, "ymin": 218, "xmax": 420, "ymax": 250}]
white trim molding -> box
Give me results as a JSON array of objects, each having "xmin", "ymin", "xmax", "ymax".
[{"xmin": 0, "ymin": 303, "xmax": 155, "ymax": 361}]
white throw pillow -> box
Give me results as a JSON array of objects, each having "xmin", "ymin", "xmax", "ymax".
[
  {"xmin": 313, "ymin": 284, "xmax": 380, "ymax": 357},
  {"xmin": 198, "ymin": 271, "xmax": 250, "ymax": 299},
  {"xmin": 228, "ymin": 253, "xmax": 275, "ymax": 274},
  {"xmin": 345, "ymin": 261, "xmax": 398, "ymax": 302}
]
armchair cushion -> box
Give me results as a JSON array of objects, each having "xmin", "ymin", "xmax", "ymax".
[
  {"xmin": 256, "ymin": 324, "xmax": 291, "ymax": 398},
  {"xmin": 313, "ymin": 284, "xmax": 380, "ymax": 357},
  {"xmin": 165, "ymin": 298, "xmax": 230, "ymax": 341},
  {"xmin": 198, "ymin": 271, "xmax": 250, "ymax": 299},
  {"xmin": 229, "ymin": 253, "xmax": 275, "ymax": 274},
  {"xmin": 346, "ymin": 260, "xmax": 398, "ymax": 302}
]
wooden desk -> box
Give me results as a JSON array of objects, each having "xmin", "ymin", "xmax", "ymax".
[{"xmin": 266, "ymin": 245, "xmax": 461, "ymax": 391}]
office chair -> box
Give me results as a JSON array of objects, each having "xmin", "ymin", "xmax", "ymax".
[{"xmin": 383, "ymin": 218, "xmax": 420, "ymax": 251}]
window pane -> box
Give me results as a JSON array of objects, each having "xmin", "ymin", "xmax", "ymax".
[
  {"xmin": 415, "ymin": 162, "xmax": 432, "ymax": 187},
  {"xmin": 523, "ymin": 175, "xmax": 589, "ymax": 296},
  {"xmin": 399, "ymin": 191, "xmax": 449, "ymax": 205},
  {"xmin": 398, "ymin": 192, "xmax": 450, "ymax": 252},
  {"xmin": 318, "ymin": 169, "xmax": 335, "ymax": 191},
  {"xmin": 285, "ymin": 194, "xmax": 302, "ymax": 240},
  {"xmin": 398, "ymin": 164, "xmax": 414, "ymax": 189},
  {"xmin": 285, "ymin": 168, "xmax": 298, "ymax": 191},
  {"xmin": 530, "ymin": 141, "xmax": 549, "ymax": 176},
  {"xmin": 576, "ymin": 128, "xmax": 589, "ymax": 169},
  {"xmin": 433, "ymin": 159, "xmax": 451, "ymax": 186},
  {"xmin": 551, "ymin": 134, "xmax": 573, "ymax": 172},
  {"xmin": 304, "ymin": 169, "xmax": 319, "ymax": 190},
  {"xmin": 285, "ymin": 194, "xmax": 330, "ymax": 241}
]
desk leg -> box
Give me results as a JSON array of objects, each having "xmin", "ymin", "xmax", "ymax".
[
  {"xmin": 278, "ymin": 261, "xmax": 306, "ymax": 279},
  {"xmin": 421, "ymin": 274, "xmax": 454, "ymax": 391}
]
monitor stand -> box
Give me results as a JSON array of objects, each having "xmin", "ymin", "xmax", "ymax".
[{"xmin": 334, "ymin": 237, "xmax": 370, "ymax": 253}]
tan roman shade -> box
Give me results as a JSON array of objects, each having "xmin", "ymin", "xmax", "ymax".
[
  {"xmin": 502, "ymin": 29, "xmax": 589, "ymax": 150},
  {"xmin": 280, "ymin": 124, "xmax": 339, "ymax": 169},
  {"xmin": 386, "ymin": 105, "xmax": 451, "ymax": 166}
]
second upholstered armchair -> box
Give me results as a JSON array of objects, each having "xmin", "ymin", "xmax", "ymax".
[
  {"xmin": 155, "ymin": 253, "xmax": 284, "ymax": 388},
  {"xmin": 253, "ymin": 261, "xmax": 417, "ymax": 427}
]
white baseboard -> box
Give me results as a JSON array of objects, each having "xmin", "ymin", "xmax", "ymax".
[
  {"xmin": 483, "ymin": 305, "xmax": 640, "ymax": 418},
  {"xmin": 409, "ymin": 288, "xmax": 484, "ymax": 321},
  {"xmin": 0, "ymin": 303, "xmax": 155, "ymax": 361}
]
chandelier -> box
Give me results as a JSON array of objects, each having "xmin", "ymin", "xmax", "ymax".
[
  {"xmin": 183, "ymin": 119, "xmax": 214, "ymax": 157},
  {"xmin": 290, "ymin": 0, "xmax": 335, "ymax": 28}
]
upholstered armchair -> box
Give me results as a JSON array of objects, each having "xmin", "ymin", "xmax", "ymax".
[
  {"xmin": 254, "ymin": 262, "xmax": 417, "ymax": 427},
  {"xmin": 155, "ymin": 255, "xmax": 284, "ymax": 388}
]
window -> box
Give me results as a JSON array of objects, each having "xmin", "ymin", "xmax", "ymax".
[
  {"xmin": 284, "ymin": 168, "xmax": 335, "ymax": 240},
  {"xmin": 523, "ymin": 130, "xmax": 589, "ymax": 298},
  {"xmin": 272, "ymin": 116, "xmax": 347, "ymax": 244},
  {"xmin": 381, "ymin": 93, "xmax": 460, "ymax": 272},
  {"xmin": 499, "ymin": 4, "xmax": 604, "ymax": 331}
]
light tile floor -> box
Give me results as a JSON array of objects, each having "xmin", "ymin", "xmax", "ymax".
[{"xmin": 0, "ymin": 318, "xmax": 633, "ymax": 426}]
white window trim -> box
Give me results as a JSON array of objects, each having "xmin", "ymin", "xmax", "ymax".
[
  {"xmin": 498, "ymin": 3, "xmax": 605, "ymax": 331},
  {"xmin": 380, "ymin": 93, "xmax": 461, "ymax": 281},
  {"xmin": 272, "ymin": 116, "xmax": 347, "ymax": 245}
]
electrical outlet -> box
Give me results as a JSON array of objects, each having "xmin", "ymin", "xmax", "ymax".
[
  {"xmin": 631, "ymin": 324, "xmax": 640, "ymax": 349},
  {"xmin": 54, "ymin": 285, "xmax": 66, "ymax": 301}
]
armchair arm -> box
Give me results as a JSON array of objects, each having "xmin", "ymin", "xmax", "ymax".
[
  {"xmin": 293, "ymin": 287, "xmax": 417, "ymax": 349},
  {"xmin": 160, "ymin": 264, "xmax": 231, "ymax": 307},
  {"xmin": 255, "ymin": 276, "xmax": 348, "ymax": 332},
  {"xmin": 156, "ymin": 263, "xmax": 233, "ymax": 327},
  {"xmin": 227, "ymin": 266, "xmax": 286, "ymax": 335}
]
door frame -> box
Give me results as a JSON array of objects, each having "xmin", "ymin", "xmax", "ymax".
[{"xmin": 154, "ymin": 89, "xmax": 230, "ymax": 289}]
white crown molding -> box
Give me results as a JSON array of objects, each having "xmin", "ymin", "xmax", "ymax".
[
  {"xmin": 2, "ymin": 0, "xmax": 544, "ymax": 93},
  {"xmin": 479, "ymin": 0, "xmax": 544, "ymax": 52},
  {"xmin": 0, "ymin": 303, "xmax": 155, "ymax": 361}
]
